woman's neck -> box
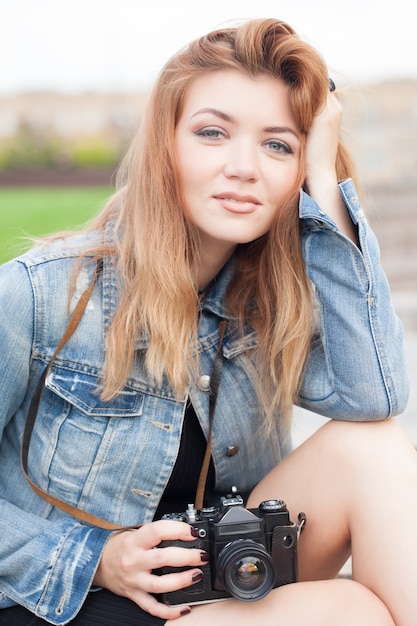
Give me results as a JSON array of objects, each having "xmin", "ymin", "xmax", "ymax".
[{"xmin": 196, "ymin": 243, "xmax": 237, "ymax": 292}]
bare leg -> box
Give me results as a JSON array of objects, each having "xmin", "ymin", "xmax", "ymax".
[
  {"xmin": 248, "ymin": 418, "xmax": 417, "ymax": 625},
  {"xmin": 176, "ymin": 418, "xmax": 417, "ymax": 626},
  {"xmin": 176, "ymin": 579, "xmax": 394, "ymax": 625}
]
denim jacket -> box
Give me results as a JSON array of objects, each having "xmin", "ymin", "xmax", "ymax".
[{"xmin": 0, "ymin": 180, "xmax": 409, "ymax": 624}]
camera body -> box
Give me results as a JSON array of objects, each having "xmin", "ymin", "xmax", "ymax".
[{"xmin": 158, "ymin": 495, "xmax": 301, "ymax": 605}]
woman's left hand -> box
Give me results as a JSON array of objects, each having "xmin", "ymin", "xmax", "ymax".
[
  {"xmin": 303, "ymin": 92, "xmax": 357, "ymax": 243},
  {"xmin": 304, "ymin": 92, "xmax": 342, "ymax": 189}
]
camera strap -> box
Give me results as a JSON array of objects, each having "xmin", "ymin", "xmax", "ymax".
[
  {"xmin": 195, "ymin": 319, "xmax": 226, "ymax": 511},
  {"xmin": 20, "ymin": 260, "xmax": 226, "ymax": 530},
  {"xmin": 19, "ymin": 260, "xmax": 125, "ymax": 530}
]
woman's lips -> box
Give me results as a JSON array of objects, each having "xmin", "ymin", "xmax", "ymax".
[{"xmin": 214, "ymin": 193, "xmax": 261, "ymax": 214}]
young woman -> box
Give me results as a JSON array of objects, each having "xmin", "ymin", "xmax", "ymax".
[{"xmin": 0, "ymin": 17, "xmax": 414, "ymax": 626}]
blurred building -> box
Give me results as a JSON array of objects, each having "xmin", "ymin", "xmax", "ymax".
[
  {"xmin": 0, "ymin": 92, "xmax": 148, "ymax": 140},
  {"xmin": 343, "ymin": 80, "xmax": 417, "ymax": 189}
]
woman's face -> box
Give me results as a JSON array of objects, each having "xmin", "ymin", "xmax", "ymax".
[{"xmin": 174, "ymin": 70, "xmax": 301, "ymax": 261}]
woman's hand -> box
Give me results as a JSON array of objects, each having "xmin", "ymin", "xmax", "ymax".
[
  {"xmin": 304, "ymin": 92, "xmax": 357, "ymax": 243},
  {"xmin": 93, "ymin": 520, "xmax": 209, "ymax": 620},
  {"xmin": 304, "ymin": 91, "xmax": 342, "ymax": 189}
]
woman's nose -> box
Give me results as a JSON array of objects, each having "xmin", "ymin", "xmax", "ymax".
[{"xmin": 223, "ymin": 140, "xmax": 259, "ymax": 182}]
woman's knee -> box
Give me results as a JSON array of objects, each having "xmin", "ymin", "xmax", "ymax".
[
  {"xmin": 249, "ymin": 418, "xmax": 408, "ymax": 506},
  {"xmin": 306, "ymin": 417, "xmax": 416, "ymax": 473},
  {"xmin": 279, "ymin": 579, "xmax": 395, "ymax": 626},
  {"xmin": 320, "ymin": 578, "xmax": 395, "ymax": 626}
]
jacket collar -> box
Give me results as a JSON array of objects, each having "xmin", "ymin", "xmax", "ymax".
[{"xmin": 200, "ymin": 254, "xmax": 237, "ymax": 320}]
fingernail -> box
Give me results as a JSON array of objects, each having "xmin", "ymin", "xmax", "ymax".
[
  {"xmin": 180, "ymin": 607, "xmax": 191, "ymax": 616},
  {"xmin": 190, "ymin": 527, "xmax": 199, "ymax": 538},
  {"xmin": 192, "ymin": 571, "xmax": 203, "ymax": 583},
  {"xmin": 200, "ymin": 551, "xmax": 210, "ymax": 562}
]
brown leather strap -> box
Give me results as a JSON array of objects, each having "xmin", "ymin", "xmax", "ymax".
[
  {"xmin": 20, "ymin": 261, "xmax": 124, "ymax": 530},
  {"xmin": 20, "ymin": 261, "xmax": 226, "ymax": 529},
  {"xmin": 195, "ymin": 319, "xmax": 226, "ymax": 510}
]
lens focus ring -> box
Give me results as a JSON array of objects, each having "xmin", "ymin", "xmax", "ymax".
[{"xmin": 216, "ymin": 539, "xmax": 275, "ymax": 601}]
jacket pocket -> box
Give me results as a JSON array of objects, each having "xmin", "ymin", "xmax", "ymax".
[
  {"xmin": 31, "ymin": 365, "xmax": 144, "ymax": 506},
  {"xmin": 46, "ymin": 366, "xmax": 144, "ymax": 417}
]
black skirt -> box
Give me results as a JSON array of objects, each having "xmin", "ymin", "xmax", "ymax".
[{"xmin": 0, "ymin": 590, "xmax": 166, "ymax": 625}]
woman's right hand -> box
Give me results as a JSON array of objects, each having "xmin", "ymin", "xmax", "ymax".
[{"xmin": 93, "ymin": 520, "xmax": 209, "ymax": 620}]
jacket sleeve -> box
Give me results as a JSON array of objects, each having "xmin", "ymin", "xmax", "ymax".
[
  {"xmin": 0, "ymin": 259, "xmax": 111, "ymax": 625},
  {"xmin": 298, "ymin": 179, "xmax": 409, "ymax": 420}
]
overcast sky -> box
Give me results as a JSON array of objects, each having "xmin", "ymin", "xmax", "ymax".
[{"xmin": 1, "ymin": 0, "xmax": 416, "ymax": 95}]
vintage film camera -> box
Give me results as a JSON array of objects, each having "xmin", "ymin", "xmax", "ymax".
[{"xmin": 158, "ymin": 494, "xmax": 305, "ymax": 605}]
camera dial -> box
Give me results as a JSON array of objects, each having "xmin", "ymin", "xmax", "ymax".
[
  {"xmin": 259, "ymin": 499, "xmax": 286, "ymax": 512},
  {"xmin": 199, "ymin": 506, "xmax": 217, "ymax": 517},
  {"xmin": 161, "ymin": 512, "xmax": 186, "ymax": 521}
]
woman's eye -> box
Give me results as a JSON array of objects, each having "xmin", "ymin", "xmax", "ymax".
[
  {"xmin": 195, "ymin": 127, "xmax": 225, "ymax": 140},
  {"xmin": 265, "ymin": 139, "xmax": 293, "ymax": 154}
]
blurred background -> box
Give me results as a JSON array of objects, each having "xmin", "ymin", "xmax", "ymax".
[{"xmin": 0, "ymin": 0, "xmax": 416, "ymax": 442}]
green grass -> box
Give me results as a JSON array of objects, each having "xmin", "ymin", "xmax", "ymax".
[{"xmin": 0, "ymin": 186, "xmax": 113, "ymax": 264}]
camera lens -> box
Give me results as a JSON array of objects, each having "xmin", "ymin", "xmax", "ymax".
[{"xmin": 216, "ymin": 539, "xmax": 275, "ymax": 601}]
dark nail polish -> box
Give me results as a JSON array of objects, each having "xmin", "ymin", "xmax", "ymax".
[
  {"xmin": 200, "ymin": 551, "xmax": 210, "ymax": 562},
  {"xmin": 190, "ymin": 527, "xmax": 199, "ymax": 538},
  {"xmin": 192, "ymin": 571, "xmax": 203, "ymax": 583},
  {"xmin": 180, "ymin": 607, "xmax": 191, "ymax": 616}
]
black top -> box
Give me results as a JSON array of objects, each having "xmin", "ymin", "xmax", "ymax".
[{"xmin": 154, "ymin": 400, "xmax": 215, "ymax": 519}]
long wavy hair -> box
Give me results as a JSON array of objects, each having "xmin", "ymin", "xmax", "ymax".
[{"xmin": 83, "ymin": 18, "xmax": 357, "ymax": 430}]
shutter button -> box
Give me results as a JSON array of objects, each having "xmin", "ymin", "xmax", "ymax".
[
  {"xmin": 197, "ymin": 375, "xmax": 211, "ymax": 391},
  {"xmin": 226, "ymin": 445, "xmax": 240, "ymax": 457}
]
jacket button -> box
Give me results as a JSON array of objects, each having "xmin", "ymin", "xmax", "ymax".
[
  {"xmin": 226, "ymin": 445, "xmax": 239, "ymax": 457},
  {"xmin": 197, "ymin": 375, "xmax": 211, "ymax": 391}
]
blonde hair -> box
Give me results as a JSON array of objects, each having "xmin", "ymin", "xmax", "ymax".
[{"xmin": 83, "ymin": 18, "xmax": 357, "ymax": 430}]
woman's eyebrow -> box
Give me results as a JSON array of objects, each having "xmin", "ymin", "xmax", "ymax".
[
  {"xmin": 264, "ymin": 125, "xmax": 299, "ymax": 138},
  {"xmin": 190, "ymin": 109, "xmax": 298, "ymax": 138},
  {"xmin": 191, "ymin": 108, "xmax": 234, "ymax": 122}
]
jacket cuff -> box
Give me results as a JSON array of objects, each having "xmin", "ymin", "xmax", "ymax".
[
  {"xmin": 299, "ymin": 178, "xmax": 365, "ymax": 227},
  {"xmin": 22, "ymin": 519, "xmax": 110, "ymax": 625}
]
